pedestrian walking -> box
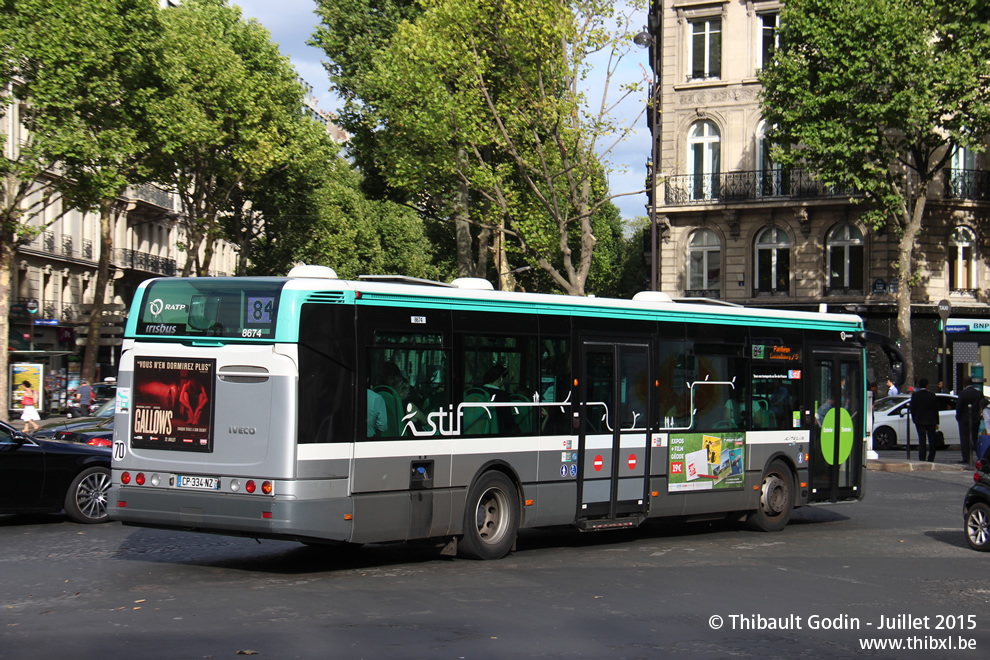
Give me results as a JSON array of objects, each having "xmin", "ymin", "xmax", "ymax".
[
  {"xmin": 956, "ymin": 378, "xmax": 987, "ymax": 465},
  {"xmin": 886, "ymin": 378, "xmax": 899, "ymax": 396},
  {"xmin": 18, "ymin": 381, "xmax": 41, "ymax": 433},
  {"xmin": 909, "ymin": 378, "xmax": 939, "ymax": 462}
]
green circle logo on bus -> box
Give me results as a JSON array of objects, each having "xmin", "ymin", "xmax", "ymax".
[{"xmin": 821, "ymin": 407, "xmax": 854, "ymax": 465}]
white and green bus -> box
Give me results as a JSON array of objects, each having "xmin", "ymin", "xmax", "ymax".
[{"xmin": 109, "ymin": 266, "xmax": 903, "ymax": 559}]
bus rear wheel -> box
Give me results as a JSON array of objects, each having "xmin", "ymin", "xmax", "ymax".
[
  {"xmin": 746, "ymin": 459, "xmax": 794, "ymax": 532},
  {"xmin": 459, "ymin": 471, "xmax": 519, "ymax": 560}
]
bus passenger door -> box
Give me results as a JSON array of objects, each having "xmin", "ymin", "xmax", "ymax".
[
  {"xmin": 808, "ymin": 347, "xmax": 864, "ymax": 503},
  {"xmin": 577, "ymin": 341, "xmax": 650, "ymax": 528}
]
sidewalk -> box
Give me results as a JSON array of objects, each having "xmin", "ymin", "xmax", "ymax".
[{"xmin": 867, "ymin": 446, "xmax": 977, "ymax": 473}]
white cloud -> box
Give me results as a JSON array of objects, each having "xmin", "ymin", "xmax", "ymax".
[{"xmin": 233, "ymin": 0, "xmax": 649, "ymax": 220}]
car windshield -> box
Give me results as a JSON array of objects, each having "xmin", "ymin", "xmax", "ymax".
[
  {"xmin": 92, "ymin": 398, "xmax": 115, "ymax": 417},
  {"xmin": 875, "ymin": 396, "xmax": 906, "ymax": 412}
]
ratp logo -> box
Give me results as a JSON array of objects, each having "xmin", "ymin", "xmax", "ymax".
[{"xmin": 149, "ymin": 298, "xmax": 187, "ymax": 318}]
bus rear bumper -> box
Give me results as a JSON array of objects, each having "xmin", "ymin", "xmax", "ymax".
[{"xmin": 109, "ymin": 486, "xmax": 354, "ymax": 542}]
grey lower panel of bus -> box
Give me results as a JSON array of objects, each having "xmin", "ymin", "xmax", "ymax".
[{"xmin": 111, "ymin": 486, "xmax": 355, "ymax": 542}]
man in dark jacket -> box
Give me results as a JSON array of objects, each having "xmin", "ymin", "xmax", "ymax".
[
  {"xmin": 956, "ymin": 378, "xmax": 987, "ymax": 465},
  {"xmin": 910, "ymin": 378, "xmax": 939, "ymax": 462}
]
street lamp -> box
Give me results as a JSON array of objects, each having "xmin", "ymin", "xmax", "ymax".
[
  {"xmin": 497, "ymin": 265, "xmax": 532, "ymax": 291},
  {"xmin": 635, "ymin": 23, "xmax": 660, "ymax": 291}
]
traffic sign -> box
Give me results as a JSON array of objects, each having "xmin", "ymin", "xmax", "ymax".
[{"xmin": 937, "ymin": 299, "xmax": 951, "ymax": 321}]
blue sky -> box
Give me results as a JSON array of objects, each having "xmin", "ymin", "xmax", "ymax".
[{"xmin": 232, "ymin": 1, "xmax": 649, "ymax": 221}]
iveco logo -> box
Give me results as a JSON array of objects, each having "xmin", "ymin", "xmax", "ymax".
[{"xmin": 229, "ymin": 426, "xmax": 257, "ymax": 435}]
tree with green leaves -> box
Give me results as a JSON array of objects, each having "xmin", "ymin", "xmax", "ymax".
[
  {"xmin": 760, "ymin": 0, "xmax": 990, "ymax": 383},
  {"xmin": 0, "ymin": 0, "xmax": 163, "ymax": 404},
  {"xmin": 315, "ymin": 0, "xmax": 646, "ymax": 294},
  {"xmin": 150, "ymin": 0, "xmax": 306, "ymax": 277},
  {"xmin": 246, "ymin": 149, "xmax": 443, "ymax": 281}
]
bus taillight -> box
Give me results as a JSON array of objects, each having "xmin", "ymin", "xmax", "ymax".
[
  {"xmin": 246, "ymin": 480, "xmax": 256, "ymax": 494},
  {"xmin": 136, "ymin": 473, "xmax": 146, "ymax": 486},
  {"xmin": 262, "ymin": 481, "xmax": 273, "ymax": 495},
  {"xmin": 121, "ymin": 472, "xmax": 131, "ymax": 484}
]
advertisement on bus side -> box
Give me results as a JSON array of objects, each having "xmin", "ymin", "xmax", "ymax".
[
  {"xmin": 668, "ymin": 433, "xmax": 745, "ymax": 492},
  {"xmin": 130, "ymin": 356, "xmax": 215, "ymax": 452}
]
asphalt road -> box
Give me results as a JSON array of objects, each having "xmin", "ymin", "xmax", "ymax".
[{"xmin": 3, "ymin": 466, "xmax": 989, "ymax": 659}]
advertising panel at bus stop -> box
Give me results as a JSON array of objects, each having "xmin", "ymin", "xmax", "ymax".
[
  {"xmin": 131, "ymin": 356, "xmax": 215, "ymax": 452},
  {"xmin": 9, "ymin": 362, "xmax": 43, "ymax": 411}
]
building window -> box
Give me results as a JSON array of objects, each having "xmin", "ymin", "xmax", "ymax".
[
  {"xmin": 688, "ymin": 229, "xmax": 721, "ymax": 296},
  {"xmin": 950, "ymin": 147, "xmax": 978, "ymax": 199},
  {"xmin": 755, "ymin": 227, "xmax": 790, "ymax": 295},
  {"xmin": 825, "ymin": 223, "xmax": 864, "ymax": 295},
  {"xmin": 757, "ymin": 12, "xmax": 779, "ymax": 70},
  {"xmin": 690, "ymin": 18, "xmax": 721, "ymax": 80},
  {"xmin": 757, "ymin": 122, "xmax": 789, "ymax": 197},
  {"xmin": 688, "ymin": 120, "xmax": 721, "ymax": 200},
  {"xmin": 948, "ymin": 226, "xmax": 977, "ymax": 293}
]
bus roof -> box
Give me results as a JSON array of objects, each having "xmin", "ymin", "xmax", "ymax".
[{"xmin": 127, "ymin": 273, "xmax": 864, "ymax": 341}]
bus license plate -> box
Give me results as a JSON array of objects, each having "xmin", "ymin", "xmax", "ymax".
[{"xmin": 176, "ymin": 475, "xmax": 219, "ymax": 490}]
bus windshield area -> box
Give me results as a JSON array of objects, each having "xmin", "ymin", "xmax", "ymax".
[{"xmin": 135, "ymin": 279, "xmax": 284, "ymax": 340}]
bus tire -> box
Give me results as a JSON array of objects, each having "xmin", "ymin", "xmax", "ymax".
[
  {"xmin": 64, "ymin": 466, "xmax": 111, "ymax": 524},
  {"xmin": 746, "ymin": 459, "xmax": 794, "ymax": 532},
  {"xmin": 458, "ymin": 471, "xmax": 519, "ymax": 560}
]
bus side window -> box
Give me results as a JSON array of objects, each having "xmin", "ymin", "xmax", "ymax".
[
  {"xmin": 540, "ymin": 338, "xmax": 570, "ymax": 434},
  {"xmin": 461, "ymin": 334, "xmax": 539, "ymax": 436}
]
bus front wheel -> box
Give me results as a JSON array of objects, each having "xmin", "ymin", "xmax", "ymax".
[
  {"xmin": 459, "ymin": 471, "xmax": 519, "ymax": 560},
  {"xmin": 746, "ymin": 459, "xmax": 794, "ymax": 532}
]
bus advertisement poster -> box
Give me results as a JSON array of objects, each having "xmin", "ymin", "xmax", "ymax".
[
  {"xmin": 668, "ymin": 433, "xmax": 745, "ymax": 492},
  {"xmin": 131, "ymin": 356, "xmax": 215, "ymax": 452}
]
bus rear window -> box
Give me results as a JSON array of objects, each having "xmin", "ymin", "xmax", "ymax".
[{"xmin": 135, "ymin": 279, "xmax": 285, "ymax": 339}]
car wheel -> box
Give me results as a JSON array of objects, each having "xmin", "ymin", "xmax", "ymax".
[
  {"xmin": 458, "ymin": 471, "xmax": 519, "ymax": 560},
  {"xmin": 873, "ymin": 426, "xmax": 897, "ymax": 450},
  {"xmin": 965, "ymin": 502, "xmax": 990, "ymax": 551},
  {"xmin": 746, "ymin": 459, "xmax": 794, "ymax": 532},
  {"xmin": 64, "ymin": 466, "xmax": 111, "ymax": 524}
]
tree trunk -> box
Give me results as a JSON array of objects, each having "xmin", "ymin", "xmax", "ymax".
[
  {"xmin": 81, "ymin": 199, "xmax": 116, "ymax": 383},
  {"xmin": 895, "ymin": 183, "xmax": 929, "ymax": 388},
  {"xmin": 0, "ymin": 240, "xmax": 14, "ymax": 422}
]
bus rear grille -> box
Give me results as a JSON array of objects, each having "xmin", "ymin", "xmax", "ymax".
[{"xmin": 306, "ymin": 292, "xmax": 347, "ymax": 304}]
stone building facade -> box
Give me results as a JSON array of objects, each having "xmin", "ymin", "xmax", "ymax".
[{"xmin": 644, "ymin": 0, "xmax": 990, "ymax": 386}]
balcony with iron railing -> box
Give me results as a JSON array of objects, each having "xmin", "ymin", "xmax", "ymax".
[
  {"xmin": 114, "ymin": 248, "xmax": 177, "ymax": 276},
  {"xmin": 664, "ymin": 168, "xmax": 990, "ymax": 207},
  {"xmin": 31, "ymin": 231, "xmax": 94, "ymax": 261},
  {"xmin": 943, "ymin": 169, "xmax": 990, "ymax": 202},
  {"xmin": 127, "ymin": 183, "xmax": 175, "ymax": 211},
  {"xmin": 665, "ymin": 169, "xmax": 859, "ymax": 206}
]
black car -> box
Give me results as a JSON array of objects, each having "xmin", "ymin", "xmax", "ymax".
[
  {"xmin": 54, "ymin": 416, "xmax": 114, "ymax": 448},
  {"xmin": 963, "ymin": 458, "xmax": 990, "ymax": 551},
  {"xmin": 0, "ymin": 419, "xmax": 111, "ymax": 524},
  {"xmin": 33, "ymin": 398, "xmax": 115, "ymax": 439}
]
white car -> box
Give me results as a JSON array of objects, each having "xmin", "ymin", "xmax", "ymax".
[{"xmin": 870, "ymin": 394, "xmax": 959, "ymax": 450}]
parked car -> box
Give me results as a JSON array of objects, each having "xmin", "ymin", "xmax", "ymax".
[
  {"xmin": 53, "ymin": 416, "xmax": 114, "ymax": 448},
  {"xmin": 33, "ymin": 398, "xmax": 115, "ymax": 439},
  {"xmin": 870, "ymin": 393, "xmax": 959, "ymax": 450},
  {"xmin": 0, "ymin": 419, "xmax": 111, "ymax": 523},
  {"xmin": 963, "ymin": 458, "xmax": 990, "ymax": 551},
  {"xmin": 91, "ymin": 379, "xmax": 117, "ymax": 407}
]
